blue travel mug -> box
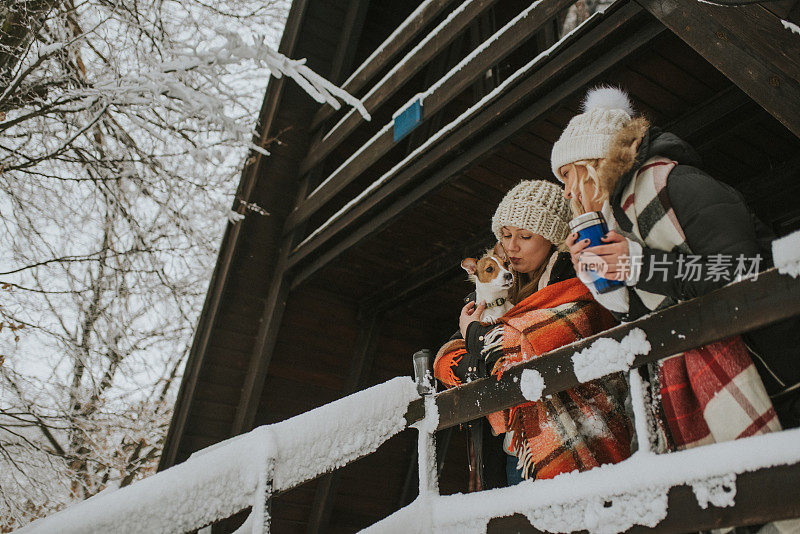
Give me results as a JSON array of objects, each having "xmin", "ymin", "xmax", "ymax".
[{"xmin": 568, "ymin": 211, "xmax": 625, "ymax": 294}]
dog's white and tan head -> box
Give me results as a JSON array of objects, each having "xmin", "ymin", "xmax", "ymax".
[{"xmin": 461, "ymin": 243, "xmax": 514, "ymax": 323}]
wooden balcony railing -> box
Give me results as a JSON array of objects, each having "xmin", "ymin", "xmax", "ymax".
[
  {"xmin": 404, "ymin": 267, "xmax": 800, "ymax": 430},
  {"xmin": 24, "ymin": 263, "xmax": 800, "ymax": 533}
]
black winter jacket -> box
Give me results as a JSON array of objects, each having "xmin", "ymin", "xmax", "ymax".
[{"xmin": 610, "ymin": 127, "xmax": 800, "ymax": 424}]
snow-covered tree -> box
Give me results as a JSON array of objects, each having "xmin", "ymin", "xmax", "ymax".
[{"xmin": 0, "ymin": 0, "xmax": 366, "ymax": 529}]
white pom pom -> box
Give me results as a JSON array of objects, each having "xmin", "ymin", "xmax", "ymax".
[{"xmin": 581, "ymin": 86, "xmax": 634, "ymax": 116}]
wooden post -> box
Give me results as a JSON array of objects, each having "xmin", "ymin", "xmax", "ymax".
[{"xmin": 252, "ymin": 455, "xmax": 275, "ymax": 534}]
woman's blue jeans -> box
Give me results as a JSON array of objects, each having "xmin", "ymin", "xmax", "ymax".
[{"xmin": 506, "ymin": 455, "xmax": 524, "ymax": 486}]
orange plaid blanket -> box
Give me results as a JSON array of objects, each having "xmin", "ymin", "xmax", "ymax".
[{"xmin": 435, "ymin": 278, "xmax": 633, "ymax": 480}]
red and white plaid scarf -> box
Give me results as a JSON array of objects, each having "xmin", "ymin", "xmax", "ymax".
[{"xmin": 624, "ymin": 157, "xmax": 781, "ymax": 450}]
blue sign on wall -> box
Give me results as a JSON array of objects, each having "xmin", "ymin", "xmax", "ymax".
[{"xmin": 393, "ymin": 98, "xmax": 423, "ymax": 142}]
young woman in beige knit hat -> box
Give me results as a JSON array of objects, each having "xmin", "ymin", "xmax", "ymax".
[
  {"xmin": 433, "ymin": 179, "xmax": 632, "ymax": 488},
  {"xmin": 551, "ymin": 86, "xmax": 797, "ymax": 458}
]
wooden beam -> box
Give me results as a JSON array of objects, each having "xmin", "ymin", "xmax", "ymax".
[
  {"xmin": 231, "ymin": 242, "xmax": 293, "ymax": 435},
  {"xmin": 298, "ymin": 0, "xmax": 501, "ymax": 177},
  {"xmin": 231, "ymin": 0, "xmax": 373, "ymax": 437},
  {"xmin": 634, "ymin": 0, "xmax": 800, "ymax": 139},
  {"xmin": 158, "ymin": 0, "xmax": 311, "ymax": 470},
  {"xmin": 665, "ymin": 86, "xmax": 751, "ymax": 142},
  {"xmin": 305, "ymin": 313, "xmax": 383, "ymax": 534},
  {"xmin": 310, "ymin": 0, "xmax": 456, "ymax": 130},
  {"xmin": 288, "ymin": 5, "xmax": 659, "ymax": 286},
  {"xmin": 402, "ymin": 268, "xmax": 800, "ymax": 431},
  {"xmin": 231, "ymin": 169, "xmax": 323, "ymax": 436},
  {"xmin": 327, "ymin": 0, "xmax": 371, "ymax": 86},
  {"xmin": 487, "ymin": 461, "xmax": 800, "ymax": 533},
  {"xmin": 288, "ymin": 0, "xmax": 574, "ymax": 231}
]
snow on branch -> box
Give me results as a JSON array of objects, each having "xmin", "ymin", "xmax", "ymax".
[
  {"xmin": 158, "ymin": 32, "xmax": 370, "ymax": 121},
  {"xmin": 782, "ymin": 19, "xmax": 800, "ymax": 36},
  {"xmin": 17, "ymin": 377, "xmax": 418, "ymax": 534}
]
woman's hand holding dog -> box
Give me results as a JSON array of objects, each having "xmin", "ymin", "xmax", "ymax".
[
  {"xmin": 459, "ymin": 300, "xmax": 486, "ymax": 338},
  {"xmin": 566, "ymin": 230, "xmax": 629, "ymax": 282}
]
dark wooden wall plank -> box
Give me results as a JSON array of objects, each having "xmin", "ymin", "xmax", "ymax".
[
  {"xmin": 311, "ymin": 0, "xmax": 456, "ymax": 128},
  {"xmin": 636, "ymin": 0, "xmax": 800, "ymax": 139}
]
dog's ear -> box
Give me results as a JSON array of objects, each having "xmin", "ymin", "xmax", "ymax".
[
  {"xmin": 461, "ymin": 258, "xmax": 477, "ymax": 275},
  {"xmin": 493, "ymin": 241, "xmax": 508, "ymax": 261}
]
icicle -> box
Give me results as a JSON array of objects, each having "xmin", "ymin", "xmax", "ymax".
[
  {"xmin": 252, "ymin": 430, "xmax": 276, "ymax": 534},
  {"xmin": 415, "ymin": 395, "xmax": 440, "ymax": 496},
  {"xmin": 628, "ymin": 369, "xmax": 652, "ymax": 455}
]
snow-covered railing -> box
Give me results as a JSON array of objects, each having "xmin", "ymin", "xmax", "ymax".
[
  {"xmin": 366, "ymin": 428, "xmax": 800, "ymax": 533},
  {"xmin": 403, "ymin": 266, "xmax": 800, "ymax": 431},
  {"xmin": 380, "ymin": 243, "xmax": 800, "ymax": 534},
  {"xmin": 17, "ymin": 378, "xmax": 419, "ymax": 534},
  {"xmin": 21, "ymin": 239, "xmax": 800, "ymax": 533}
]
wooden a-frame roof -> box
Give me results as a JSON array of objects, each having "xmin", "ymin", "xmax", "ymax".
[{"xmin": 159, "ymin": 0, "xmax": 800, "ymax": 531}]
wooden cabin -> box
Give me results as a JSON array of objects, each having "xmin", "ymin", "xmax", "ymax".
[{"xmin": 158, "ymin": 0, "xmax": 800, "ymax": 531}]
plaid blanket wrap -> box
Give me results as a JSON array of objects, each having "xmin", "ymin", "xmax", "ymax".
[
  {"xmin": 435, "ymin": 278, "xmax": 633, "ymax": 480},
  {"xmin": 623, "ymin": 157, "xmax": 781, "ymax": 450}
]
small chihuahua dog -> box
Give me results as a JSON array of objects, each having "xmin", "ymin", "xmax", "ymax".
[{"xmin": 461, "ymin": 243, "xmax": 514, "ymax": 323}]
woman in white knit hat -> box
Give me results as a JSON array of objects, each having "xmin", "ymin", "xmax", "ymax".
[
  {"xmin": 485, "ymin": 178, "xmax": 572, "ymax": 303},
  {"xmin": 551, "ymin": 86, "xmax": 795, "ymax": 456},
  {"xmin": 433, "ymin": 179, "xmax": 632, "ymax": 488}
]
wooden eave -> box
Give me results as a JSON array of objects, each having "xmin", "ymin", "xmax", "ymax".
[{"xmin": 159, "ymin": 0, "xmax": 339, "ymax": 469}]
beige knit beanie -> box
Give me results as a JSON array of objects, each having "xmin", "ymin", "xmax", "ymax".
[
  {"xmin": 551, "ymin": 86, "xmax": 634, "ymax": 181},
  {"xmin": 491, "ymin": 180, "xmax": 571, "ymax": 245}
]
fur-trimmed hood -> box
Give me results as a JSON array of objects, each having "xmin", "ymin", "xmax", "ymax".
[{"xmin": 597, "ymin": 117, "xmax": 702, "ymax": 207}]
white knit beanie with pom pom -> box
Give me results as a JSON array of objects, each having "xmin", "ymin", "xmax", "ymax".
[{"xmin": 550, "ymin": 86, "xmax": 634, "ymax": 181}]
